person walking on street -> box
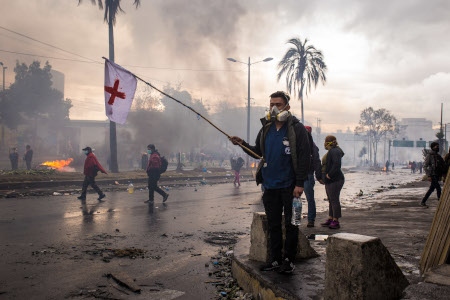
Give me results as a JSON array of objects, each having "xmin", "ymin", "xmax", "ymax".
[
  {"xmin": 304, "ymin": 126, "xmax": 324, "ymax": 228},
  {"xmin": 229, "ymin": 91, "xmax": 310, "ymax": 274},
  {"xmin": 23, "ymin": 145, "xmax": 33, "ymax": 170},
  {"xmin": 9, "ymin": 147, "xmax": 19, "ymax": 170},
  {"xmin": 230, "ymin": 156, "xmax": 245, "ymax": 187},
  {"xmin": 420, "ymin": 142, "xmax": 445, "ymax": 207},
  {"xmin": 146, "ymin": 144, "xmax": 169, "ymax": 204},
  {"xmin": 77, "ymin": 147, "xmax": 107, "ymax": 201},
  {"xmin": 320, "ymin": 135, "xmax": 345, "ymax": 229}
]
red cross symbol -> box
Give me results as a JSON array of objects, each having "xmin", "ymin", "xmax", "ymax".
[{"xmin": 105, "ymin": 79, "xmax": 126, "ymax": 105}]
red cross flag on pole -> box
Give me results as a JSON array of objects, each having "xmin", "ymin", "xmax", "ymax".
[{"xmin": 104, "ymin": 59, "xmax": 137, "ymax": 124}]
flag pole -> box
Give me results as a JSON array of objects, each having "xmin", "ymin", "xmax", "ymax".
[{"xmin": 102, "ymin": 57, "xmax": 262, "ymax": 160}]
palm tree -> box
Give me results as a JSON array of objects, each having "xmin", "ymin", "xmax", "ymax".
[
  {"xmin": 78, "ymin": 0, "xmax": 141, "ymax": 173},
  {"xmin": 277, "ymin": 37, "xmax": 327, "ymax": 124}
]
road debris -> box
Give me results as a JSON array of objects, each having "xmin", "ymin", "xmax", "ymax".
[
  {"xmin": 207, "ymin": 247, "xmax": 253, "ymax": 299},
  {"xmin": 106, "ymin": 272, "xmax": 141, "ymax": 294}
]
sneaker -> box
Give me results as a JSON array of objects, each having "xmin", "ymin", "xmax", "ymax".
[
  {"xmin": 97, "ymin": 194, "xmax": 106, "ymax": 201},
  {"xmin": 259, "ymin": 260, "xmax": 281, "ymax": 271},
  {"xmin": 163, "ymin": 193, "xmax": 169, "ymax": 203},
  {"xmin": 321, "ymin": 219, "xmax": 332, "ymax": 227},
  {"xmin": 329, "ymin": 220, "xmax": 340, "ymax": 229},
  {"xmin": 420, "ymin": 202, "xmax": 428, "ymax": 208},
  {"xmin": 278, "ymin": 258, "xmax": 295, "ymax": 274},
  {"xmin": 307, "ymin": 221, "xmax": 315, "ymax": 228},
  {"xmin": 77, "ymin": 196, "xmax": 86, "ymax": 200}
]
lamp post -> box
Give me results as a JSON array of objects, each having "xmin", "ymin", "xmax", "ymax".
[
  {"xmin": 227, "ymin": 56, "xmax": 273, "ymax": 168},
  {"xmin": 0, "ymin": 62, "xmax": 4, "ymax": 147},
  {"xmin": 0, "ymin": 62, "xmax": 5, "ymax": 91}
]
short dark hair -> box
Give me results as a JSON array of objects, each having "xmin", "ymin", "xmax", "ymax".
[
  {"xmin": 147, "ymin": 144, "xmax": 155, "ymax": 150},
  {"xmin": 270, "ymin": 91, "xmax": 290, "ymax": 104}
]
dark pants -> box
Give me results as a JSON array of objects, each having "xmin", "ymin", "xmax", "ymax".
[
  {"xmin": 80, "ymin": 176, "xmax": 103, "ymax": 197},
  {"xmin": 262, "ymin": 186, "xmax": 298, "ymax": 263},
  {"xmin": 422, "ymin": 175, "xmax": 441, "ymax": 204},
  {"xmin": 148, "ymin": 173, "xmax": 167, "ymax": 202},
  {"xmin": 304, "ymin": 173, "xmax": 316, "ymax": 222},
  {"xmin": 325, "ymin": 179, "xmax": 345, "ymax": 219},
  {"xmin": 10, "ymin": 160, "xmax": 18, "ymax": 170},
  {"xmin": 25, "ymin": 160, "xmax": 32, "ymax": 170}
]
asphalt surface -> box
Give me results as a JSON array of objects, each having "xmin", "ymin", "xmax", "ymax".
[
  {"xmin": 1, "ymin": 170, "xmax": 450, "ymax": 299},
  {"xmin": 0, "ymin": 179, "xmax": 265, "ymax": 299}
]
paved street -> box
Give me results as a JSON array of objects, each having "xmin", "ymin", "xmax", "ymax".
[
  {"xmin": 0, "ymin": 181, "xmax": 265, "ymax": 299},
  {"xmin": 0, "ymin": 168, "xmax": 438, "ymax": 299}
]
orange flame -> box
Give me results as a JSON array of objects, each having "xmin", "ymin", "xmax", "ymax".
[{"xmin": 41, "ymin": 158, "xmax": 74, "ymax": 169}]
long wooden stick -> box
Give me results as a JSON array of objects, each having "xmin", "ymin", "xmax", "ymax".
[{"xmin": 102, "ymin": 58, "xmax": 262, "ymax": 160}]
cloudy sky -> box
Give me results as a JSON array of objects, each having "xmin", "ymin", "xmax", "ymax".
[{"xmin": 1, "ymin": 0, "xmax": 450, "ymax": 133}]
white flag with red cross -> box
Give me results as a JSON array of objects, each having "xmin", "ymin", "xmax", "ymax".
[{"xmin": 104, "ymin": 59, "xmax": 137, "ymax": 124}]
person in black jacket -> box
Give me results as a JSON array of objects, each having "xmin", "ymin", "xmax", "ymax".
[
  {"xmin": 304, "ymin": 126, "xmax": 324, "ymax": 228},
  {"xmin": 23, "ymin": 145, "xmax": 33, "ymax": 170},
  {"xmin": 420, "ymin": 142, "xmax": 445, "ymax": 207},
  {"xmin": 320, "ymin": 135, "xmax": 345, "ymax": 229},
  {"xmin": 9, "ymin": 147, "xmax": 19, "ymax": 170},
  {"xmin": 229, "ymin": 91, "xmax": 310, "ymax": 274}
]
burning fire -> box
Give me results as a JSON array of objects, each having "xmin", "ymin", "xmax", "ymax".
[{"xmin": 41, "ymin": 158, "xmax": 74, "ymax": 170}]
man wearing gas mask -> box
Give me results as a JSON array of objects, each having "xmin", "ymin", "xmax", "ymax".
[{"xmin": 229, "ymin": 91, "xmax": 310, "ymax": 274}]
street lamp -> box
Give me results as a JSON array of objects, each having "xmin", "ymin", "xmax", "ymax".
[
  {"xmin": 227, "ymin": 56, "xmax": 273, "ymax": 168},
  {"xmin": 0, "ymin": 62, "xmax": 5, "ymax": 147},
  {"xmin": 0, "ymin": 62, "xmax": 5, "ymax": 91}
]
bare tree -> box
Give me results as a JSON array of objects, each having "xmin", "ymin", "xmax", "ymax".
[{"xmin": 355, "ymin": 107, "xmax": 398, "ymax": 166}]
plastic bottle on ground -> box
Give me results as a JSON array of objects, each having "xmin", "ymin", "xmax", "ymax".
[
  {"xmin": 291, "ymin": 197, "xmax": 302, "ymax": 226},
  {"xmin": 127, "ymin": 182, "xmax": 134, "ymax": 194}
]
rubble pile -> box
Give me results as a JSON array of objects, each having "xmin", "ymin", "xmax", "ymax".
[{"xmin": 208, "ymin": 247, "xmax": 253, "ymax": 300}]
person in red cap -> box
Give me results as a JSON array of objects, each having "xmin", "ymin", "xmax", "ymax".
[
  {"xmin": 303, "ymin": 126, "xmax": 324, "ymax": 228},
  {"xmin": 77, "ymin": 146, "xmax": 107, "ymax": 201}
]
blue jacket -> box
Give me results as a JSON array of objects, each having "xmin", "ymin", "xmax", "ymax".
[{"xmin": 241, "ymin": 114, "xmax": 310, "ymax": 188}]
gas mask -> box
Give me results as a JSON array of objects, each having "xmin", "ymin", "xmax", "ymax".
[
  {"xmin": 83, "ymin": 150, "xmax": 89, "ymax": 155},
  {"xmin": 265, "ymin": 105, "xmax": 290, "ymax": 122},
  {"xmin": 147, "ymin": 150, "xmax": 152, "ymax": 155}
]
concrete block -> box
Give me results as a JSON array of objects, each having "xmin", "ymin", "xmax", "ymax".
[
  {"xmin": 324, "ymin": 233, "xmax": 409, "ymax": 300},
  {"xmin": 249, "ymin": 212, "xmax": 318, "ymax": 263}
]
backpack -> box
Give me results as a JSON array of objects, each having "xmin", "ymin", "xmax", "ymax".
[
  {"xmin": 432, "ymin": 153, "xmax": 445, "ymax": 177},
  {"xmin": 160, "ymin": 156, "xmax": 168, "ymax": 174},
  {"xmin": 428, "ymin": 152, "xmax": 445, "ymax": 178}
]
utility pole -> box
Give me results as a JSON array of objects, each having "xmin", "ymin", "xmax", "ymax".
[
  {"xmin": 439, "ymin": 102, "xmax": 444, "ymax": 156},
  {"xmin": 388, "ymin": 139, "xmax": 391, "ymax": 165},
  {"xmin": 316, "ymin": 118, "xmax": 321, "ymax": 143}
]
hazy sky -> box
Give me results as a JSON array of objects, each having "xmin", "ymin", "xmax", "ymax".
[{"xmin": 1, "ymin": 0, "xmax": 450, "ymax": 132}]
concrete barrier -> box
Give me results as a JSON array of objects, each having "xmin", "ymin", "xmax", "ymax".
[
  {"xmin": 249, "ymin": 212, "xmax": 318, "ymax": 262},
  {"xmin": 324, "ymin": 233, "xmax": 409, "ymax": 300}
]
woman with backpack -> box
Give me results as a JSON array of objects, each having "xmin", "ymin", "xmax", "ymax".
[{"xmin": 230, "ymin": 156, "xmax": 244, "ymax": 187}]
